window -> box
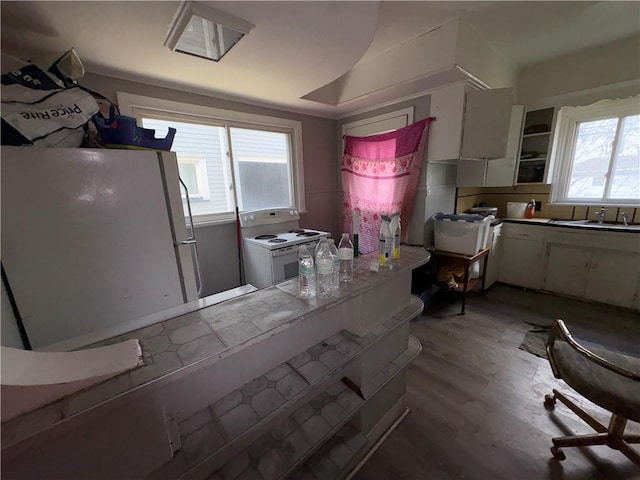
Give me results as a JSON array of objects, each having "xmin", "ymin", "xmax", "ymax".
[
  {"xmin": 551, "ymin": 96, "xmax": 640, "ymax": 205},
  {"xmin": 117, "ymin": 93, "xmax": 304, "ymax": 224}
]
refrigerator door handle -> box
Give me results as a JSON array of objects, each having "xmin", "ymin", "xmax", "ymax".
[{"xmin": 179, "ymin": 177, "xmax": 203, "ymax": 297}]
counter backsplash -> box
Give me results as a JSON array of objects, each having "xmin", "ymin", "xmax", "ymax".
[{"xmin": 457, "ymin": 185, "xmax": 638, "ymax": 223}]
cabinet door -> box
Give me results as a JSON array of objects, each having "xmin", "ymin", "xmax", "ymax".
[
  {"xmin": 428, "ymin": 84, "xmax": 466, "ymax": 162},
  {"xmin": 543, "ymin": 244, "xmax": 591, "ymax": 298},
  {"xmin": 456, "ymin": 159, "xmax": 487, "ymax": 187},
  {"xmin": 484, "ymin": 225, "xmax": 502, "ymax": 289},
  {"xmin": 585, "ymin": 250, "xmax": 640, "ymax": 309},
  {"xmin": 485, "ymin": 105, "xmax": 525, "ymax": 187},
  {"xmin": 498, "ymin": 237, "xmax": 543, "ymax": 289},
  {"xmin": 461, "ymin": 88, "xmax": 513, "ymax": 159}
]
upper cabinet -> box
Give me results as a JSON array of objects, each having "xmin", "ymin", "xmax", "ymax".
[
  {"xmin": 427, "ymin": 83, "xmax": 513, "ymax": 162},
  {"xmin": 515, "ymin": 107, "xmax": 555, "ymax": 184},
  {"xmin": 456, "ymin": 105, "xmax": 525, "ymax": 187}
]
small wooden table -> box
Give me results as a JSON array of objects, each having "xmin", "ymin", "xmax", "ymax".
[{"xmin": 430, "ymin": 246, "xmax": 491, "ymax": 315}]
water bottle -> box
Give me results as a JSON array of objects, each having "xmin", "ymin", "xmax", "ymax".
[
  {"xmin": 327, "ymin": 238, "xmax": 340, "ymax": 293},
  {"xmin": 298, "ymin": 244, "xmax": 316, "ymax": 298},
  {"xmin": 338, "ymin": 233, "xmax": 354, "ymax": 282},
  {"xmin": 315, "ymin": 239, "xmax": 334, "ymax": 298}
]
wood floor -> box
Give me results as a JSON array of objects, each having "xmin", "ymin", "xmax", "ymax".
[{"xmin": 354, "ymin": 285, "xmax": 640, "ymax": 480}]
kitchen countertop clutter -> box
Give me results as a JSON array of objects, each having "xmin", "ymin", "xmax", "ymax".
[{"xmin": 2, "ymin": 246, "xmax": 430, "ymax": 480}]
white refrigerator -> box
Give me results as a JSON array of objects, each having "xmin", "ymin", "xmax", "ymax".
[{"xmin": 1, "ymin": 147, "xmax": 201, "ymax": 350}]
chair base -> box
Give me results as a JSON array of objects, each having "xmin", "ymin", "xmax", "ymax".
[{"xmin": 545, "ymin": 388, "xmax": 640, "ymax": 465}]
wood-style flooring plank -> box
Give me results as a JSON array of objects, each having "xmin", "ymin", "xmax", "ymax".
[{"xmin": 354, "ymin": 285, "xmax": 640, "ymax": 480}]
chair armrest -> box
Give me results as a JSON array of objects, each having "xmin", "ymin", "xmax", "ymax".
[{"xmin": 546, "ymin": 319, "xmax": 640, "ymax": 382}]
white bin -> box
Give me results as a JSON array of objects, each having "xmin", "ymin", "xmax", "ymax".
[{"xmin": 433, "ymin": 213, "xmax": 493, "ymax": 255}]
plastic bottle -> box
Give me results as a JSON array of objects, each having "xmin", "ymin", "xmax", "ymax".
[
  {"xmin": 390, "ymin": 213, "xmax": 401, "ymax": 263},
  {"xmin": 327, "ymin": 238, "xmax": 340, "ymax": 292},
  {"xmin": 298, "ymin": 244, "xmax": 316, "ymax": 298},
  {"xmin": 378, "ymin": 215, "xmax": 392, "ymax": 266},
  {"xmin": 525, "ymin": 199, "xmax": 536, "ymax": 219},
  {"xmin": 338, "ymin": 233, "xmax": 354, "ymax": 282},
  {"xmin": 352, "ymin": 210, "xmax": 360, "ymax": 258},
  {"xmin": 315, "ymin": 239, "xmax": 334, "ymax": 298}
]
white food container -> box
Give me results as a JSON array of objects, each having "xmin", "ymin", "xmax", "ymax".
[{"xmin": 433, "ymin": 213, "xmax": 494, "ymax": 255}]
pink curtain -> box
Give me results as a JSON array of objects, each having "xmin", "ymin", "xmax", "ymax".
[{"xmin": 341, "ymin": 117, "xmax": 434, "ymax": 254}]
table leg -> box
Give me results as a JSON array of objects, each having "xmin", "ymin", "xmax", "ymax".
[
  {"xmin": 481, "ymin": 254, "xmax": 490, "ymax": 295},
  {"xmin": 460, "ymin": 259, "xmax": 469, "ymax": 315}
]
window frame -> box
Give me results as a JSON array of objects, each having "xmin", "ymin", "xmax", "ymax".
[
  {"xmin": 117, "ymin": 92, "xmax": 305, "ymax": 224},
  {"xmin": 175, "ymin": 154, "xmax": 210, "ymax": 201},
  {"xmin": 550, "ymin": 95, "xmax": 640, "ymax": 207}
]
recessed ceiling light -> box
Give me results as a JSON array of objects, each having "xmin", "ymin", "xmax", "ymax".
[{"xmin": 165, "ymin": 1, "xmax": 255, "ymax": 62}]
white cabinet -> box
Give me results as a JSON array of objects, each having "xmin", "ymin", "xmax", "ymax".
[
  {"xmin": 585, "ymin": 249, "xmax": 640, "ymax": 309},
  {"xmin": 541, "ymin": 228, "xmax": 639, "ymax": 309},
  {"xmin": 544, "ymin": 244, "xmax": 591, "ymax": 298},
  {"xmin": 428, "ymin": 84, "xmax": 513, "ymax": 162},
  {"xmin": 457, "ymin": 105, "xmax": 525, "ymax": 187},
  {"xmin": 498, "ymin": 223, "xmax": 545, "ymax": 289},
  {"xmin": 516, "ymin": 107, "xmax": 555, "ymax": 184},
  {"xmin": 495, "ymin": 222, "xmax": 639, "ymax": 310},
  {"xmin": 483, "ymin": 223, "xmax": 502, "ymax": 289}
]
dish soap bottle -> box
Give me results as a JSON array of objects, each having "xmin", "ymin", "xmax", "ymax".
[
  {"xmin": 390, "ymin": 213, "xmax": 401, "ymax": 264},
  {"xmin": 378, "ymin": 215, "xmax": 392, "ymax": 266},
  {"xmin": 525, "ymin": 199, "xmax": 536, "ymax": 219}
]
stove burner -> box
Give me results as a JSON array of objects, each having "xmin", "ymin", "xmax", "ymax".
[
  {"xmin": 268, "ymin": 238, "xmax": 287, "ymax": 243},
  {"xmin": 288, "ymin": 229, "xmax": 305, "ymax": 234},
  {"xmin": 297, "ymin": 231, "xmax": 319, "ymax": 237},
  {"xmin": 255, "ymin": 234, "xmax": 277, "ymax": 240}
]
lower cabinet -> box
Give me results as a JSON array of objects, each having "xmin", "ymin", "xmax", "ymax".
[
  {"xmin": 498, "ymin": 223, "xmax": 545, "ymax": 290},
  {"xmin": 584, "ymin": 249, "xmax": 640, "ymax": 309},
  {"xmin": 483, "ymin": 223, "xmax": 502, "ymax": 289},
  {"xmin": 544, "ymin": 244, "xmax": 591, "ymax": 298},
  {"xmin": 498, "ymin": 223, "xmax": 639, "ymax": 310}
]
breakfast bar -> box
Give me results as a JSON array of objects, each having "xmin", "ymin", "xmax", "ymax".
[{"xmin": 1, "ymin": 246, "xmax": 430, "ymax": 480}]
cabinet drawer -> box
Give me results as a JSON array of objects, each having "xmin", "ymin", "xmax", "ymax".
[{"xmin": 501, "ymin": 223, "xmax": 545, "ymax": 241}]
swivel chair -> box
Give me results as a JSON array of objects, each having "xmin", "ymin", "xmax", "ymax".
[{"xmin": 544, "ymin": 319, "xmax": 640, "ymax": 464}]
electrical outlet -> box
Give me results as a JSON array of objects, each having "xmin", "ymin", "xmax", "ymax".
[{"xmin": 426, "ymin": 185, "xmax": 431, "ymax": 196}]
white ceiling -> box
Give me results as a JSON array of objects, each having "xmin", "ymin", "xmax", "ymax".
[{"xmin": 2, "ymin": 1, "xmax": 639, "ymax": 119}]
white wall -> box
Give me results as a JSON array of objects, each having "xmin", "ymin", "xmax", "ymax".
[
  {"xmin": 516, "ymin": 34, "xmax": 640, "ymax": 109},
  {"xmin": 81, "ymin": 73, "xmax": 339, "ymax": 296}
]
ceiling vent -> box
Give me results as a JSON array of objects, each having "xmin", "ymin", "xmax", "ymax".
[{"xmin": 165, "ymin": 1, "xmax": 254, "ymax": 62}]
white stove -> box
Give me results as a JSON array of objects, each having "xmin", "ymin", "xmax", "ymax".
[{"xmin": 240, "ymin": 208, "xmax": 330, "ymax": 288}]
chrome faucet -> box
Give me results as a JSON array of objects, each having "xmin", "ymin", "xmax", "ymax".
[
  {"xmin": 595, "ymin": 207, "xmax": 605, "ymax": 224},
  {"xmin": 621, "ymin": 212, "xmax": 628, "ymax": 227}
]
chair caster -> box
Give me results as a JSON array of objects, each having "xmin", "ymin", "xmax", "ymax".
[
  {"xmin": 544, "ymin": 394, "xmax": 556, "ymax": 409},
  {"xmin": 551, "ymin": 446, "xmax": 566, "ymax": 461}
]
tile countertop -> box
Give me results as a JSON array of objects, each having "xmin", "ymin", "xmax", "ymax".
[{"xmin": 1, "ymin": 246, "xmax": 430, "ymax": 449}]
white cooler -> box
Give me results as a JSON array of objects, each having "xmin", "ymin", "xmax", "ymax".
[{"xmin": 433, "ymin": 213, "xmax": 494, "ymax": 255}]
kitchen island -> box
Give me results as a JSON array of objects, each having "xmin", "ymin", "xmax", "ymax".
[{"xmin": 1, "ymin": 246, "xmax": 430, "ymax": 480}]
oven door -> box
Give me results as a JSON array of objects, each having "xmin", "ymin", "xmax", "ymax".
[{"xmin": 270, "ymin": 240, "xmax": 320, "ymax": 284}]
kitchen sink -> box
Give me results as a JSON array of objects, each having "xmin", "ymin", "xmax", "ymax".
[{"xmin": 551, "ymin": 219, "xmax": 640, "ymax": 230}]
